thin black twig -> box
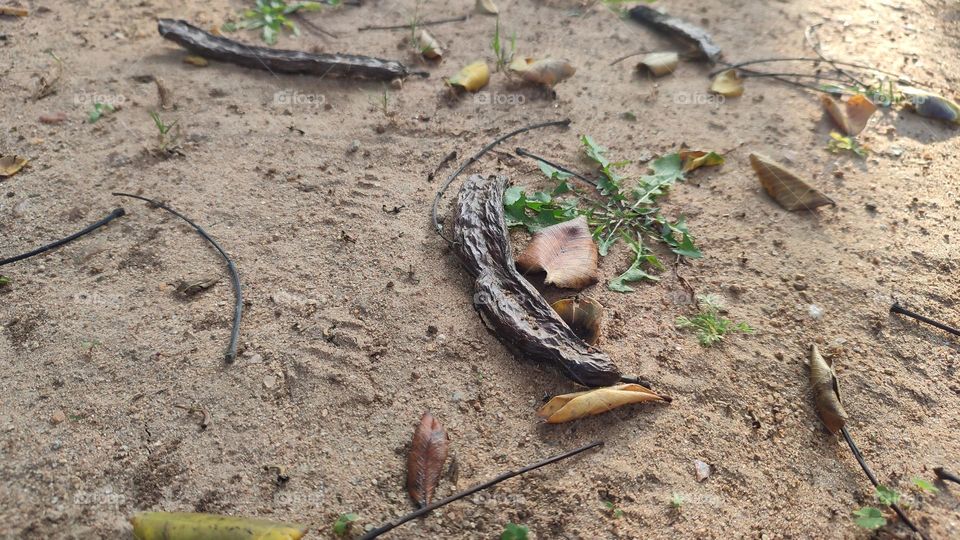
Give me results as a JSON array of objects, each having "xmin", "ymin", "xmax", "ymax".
[
  {"xmin": 840, "ymin": 427, "xmax": 927, "ymax": 539},
  {"xmin": 710, "ymin": 57, "xmax": 909, "ymax": 82},
  {"xmin": 934, "ymin": 467, "xmax": 960, "ymax": 485},
  {"xmin": 737, "ymin": 70, "xmax": 852, "ymax": 85},
  {"xmin": 113, "ymin": 193, "xmax": 242, "ymax": 363},
  {"xmin": 293, "ymin": 13, "xmax": 337, "ymax": 39},
  {"xmin": 804, "ymin": 23, "xmax": 867, "ymax": 89},
  {"xmin": 359, "ymin": 15, "xmax": 468, "ymax": 32},
  {"xmin": 890, "ymin": 303, "xmax": 960, "ymax": 337},
  {"xmin": 514, "ymin": 147, "xmax": 596, "ymax": 187},
  {"xmin": 431, "ymin": 118, "xmax": 571, "ymax": 244},
  {"xmin": 360, "ymin": 441, "xmax": 603, "ymax": 539},
  {"xmin": 0, "ymin": 208, "xmax": 125, "ymax": 267},
  {"xmin": 427, "ymin": 150, "xmax": 457, "ymax": 182}
]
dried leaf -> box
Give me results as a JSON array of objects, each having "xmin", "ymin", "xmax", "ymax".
[
  {"xmin": 820, "ymin": 94, "xmax": 877, "ymax": 135},
  {"xmin": 175, "ymin": 277, "xmax": 219, "ymax": 297},
  {"xmin": 407, "ymin": 411, "xmax": 449, "ymax": 508},
  {"xmin": 551, "ymin": 297, "xmax": 603, "ymax": 346},
  {"xmin": 710, "ymin": 69, "xmax": 743, "ymax": 97},
  {"xmin": 679, "ymin": 150, "xmax": 724, "ymax": 173},
  {"xmin": 538, "ymin": 383, "xmax": 667, "ymax": 423},
  {"xmin": 476, "ymin": 0, "xmax": 499, "ymax": 15},
  {"xmin": 508, "ymin": 57, "xmax": 576, "ymax": 87},
  {"xmin": 182, "ymin": 55, "xmax": 209, "ymax": 67},
  {"xmin": 39, "ymin": 112, "xmax": 68, "ymax": 125},
  {"xmin": 447, "ymin": 60, "xmax": 490, "ymax": 92},
  {"xmin": 0, "ymin": 155, "xmax": 28, "ymax": 178},
  {"xmin": 130, "ymin": 512, "xmax": 307, "ymax": 540},
  {"xmin": 417, "ymin": 29, "xmax": 443, "ymax": 60},
  {"xmin": 637, "ymin": 51, "xmax": 679, "ymax": 77},
  {"xmin": 0, "ymin": 6, "xmax": 29, "ymax": 16},
  {"xmin": 516, "ymin": 216, "xmax": 598, "ymax": 289},
  {"xmin": 900, "ymin": 86, "xmax": 960, "ymax": 124},
  {"xmin": 749, "ymin": 153, "xmax": 835, "ymax": 211},
  {"xmin": 808, "ymin": 344, "xmax": 848, "ymax": 434}
]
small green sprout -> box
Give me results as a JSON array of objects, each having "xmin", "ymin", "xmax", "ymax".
[
  {"xmin": 500, "ymin": 523, "xmax": 529, "ymax": 540},
  {"xmin": 224, "ymin": 0, "xmax": 339, "ymax": 45},
  {"xmin": 875, "ymin": 485, "xmax": 901, "ymax": 506},
  {"xmin": 670, "ymin": 493, "xmax": 684, "ymax": 510},
  {"xmin": 676, "ymin": 294, "xmax": 753, "ymax": 347},
  {"xmin": 827, "ymin": 132, "xmax": 868, "ymax": 157},
  {"xmin": 332, "ymin": 513, "xmax": 359, "ymax": 536},
  {"xmin": 911, "ymin": 477, "xmax": 939, "ymax": 494},
  {"xmin": 0, "ymin": 275, "xmax": 10, "ymax": 287},
  {"xmin": 852, "ymin": 507, "xmax": 886, "ymax": 530},
  {"xmin": 603, "ymin": 500, "xmax": 624, "ymax": 518},
  {"xmin": 87, "ymin": 102, "xmax": 115, "ymax": 123},
  {"xmin": 491, "ymin": 18, "xmax": 516, "ymax": 72}
]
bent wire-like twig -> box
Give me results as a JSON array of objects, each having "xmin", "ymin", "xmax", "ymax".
[
  {"xmin": 360, "ymin": 441, "xmax": 603, "ymax": 539},
  {"xmin": 0, "ymin": 208, "xmax": 125, "ymax": 267},
  {"xmin": 113, "ymin": 193, "xmax": 242, "ymax": 363},
  {"xmin": 890, "ymin": 303, "xmax": 960, "ymax": 338}
]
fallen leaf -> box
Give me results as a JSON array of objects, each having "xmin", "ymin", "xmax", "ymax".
[
  {"xmin": 182, "ymin": 55, "xmax": 209, "ymax": 67},
  {"xmin": 538, "ymin": 383, "xmax": 668, "ymax": 423},
  {"xmin": 551, "ymin": 297, "xmax": 603, "ymax": 345},
  {"xmin": 820, "ymin": 94, "xmax": 877, "ymax": 135},
  {"xmin": 0, "ymin": 6, "xmax": 29, "ymax": 16},
  {"xmin": 0, "ymin": 155, "xmax": 28, "ymax": 178},
  {"xmin": 749, "ymin": 153, "xmax": 835, "ymax": 211},
  {"xmin": 637, "ymin": 51, "xmax": 679, "ymax": 77},
  {"xmin": 808, "ymin": 343, "xmax": 848, "ymax": 434},
  {"xmin": 130, "ymin": 512, "xmax": 307, "ymax": 540},
  {"xmin": 417, "ymin": 29, "xmax": 443, "ymax": 60},
  {"xmin": 39, "ymin": 112, "xmax": 68, "ymax": 124},
  {"xmin": 175, "ymin": 277, "xmax": 219, "ymax": 297},
  {"xmin": 516, "ymin": 216, "xmax": 598, "ymax": 289},
  {"xmin": 476, "ymin": 0, "xmax": 499, "ymax": 15},
  {"xmin": 446, "ymin": 60, "xmax": 490, "ymax": 93},
  {"xmin": 508, "ymin": 57, "xmax": 576, "ymax": 87},
  {"xmin": 710, "ymin": 69, "xmax": 743, "ymax": 97},
  {"xmin": 694, "ymin": 459, "xmax": 711, "ymax": 482},
  {"xmin": 900, "ymin": 86, "xmax": 960, "ymax": 124},
  {"xmin": 407, "ymin": 411, "xmax": 449, "ymax": 508},
  {"xmin": 679, "ymin": 150, "xmax": 724, "ymax": 172}
]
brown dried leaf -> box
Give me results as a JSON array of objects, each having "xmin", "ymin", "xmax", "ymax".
[
  {"xmin": 710, "ymin": 69, "xmax": 743, "ymax": 97},
  {"xmin": 175, "ymin": 277, "xmax": 219, "ymax": 298},
  {"xmin": 0, "ymin": 6, "xmax": 29, "ymax": 16},
  {"xmin": 538, "ymin": 383, "xmax": 667, "ymax": 423},
  {"xmin": 551, "ymin": 297, "xmax": 603, "ymax": 345},
  {"xmin": 508, "ymin": 57, "xmax": 576, "ymax": 87},
  {"xmin": 808, "ymin": 344, "xmax": 847, "ymax": 434},
  {"xmin": 516, "ymin": 216, "xmax": 598, "ymax": 289},
  {"xmin": 820, "ymin": 94, "xmax": 877, "ymax": 135},
  {"xmin": 407, "ymin": 411, "xmax": 449, "ymax": 507},
  {"xmin": 0, "ymin": 155, "xmax": 28, "ymax": 178},
  {"xmin": 749, "ymin": 153, "xmax": 835, "ymax": 211}
]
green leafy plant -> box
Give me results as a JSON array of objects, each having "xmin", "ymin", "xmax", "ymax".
[
  {"xmin": 911, "ymin": 477, "xmax": 939, "ymax": 494},
  {"xmin": 332, "ymin": 513, "xmax": 359, "ymax": 536},
  {"xmin": 827, "ymin": 132, "xmax": 868, "ymax": 157},
  {"xmin": 0, "ymin": 275, "xmax": 10, "ymax": 287},
  {"xmin": 603, "ymin": 500, "xmax": 624, "ymax": 518},
  {"xmin": 852, "ymin": 507, "xmax": 886, "ymax": 530},
  {"xmin": 500, "ymin": 523, "xmax": 529, "ymax": 540},
  {"xmin": 491, "ymin": 18, "xmax": 516, "ymax": 72},
  {"xmin": 670, "ymin": 493, "xmax": 684, "ymax": 510},
  {"xmin": 505, "ymin": 136, "xmax": 712, "ymax": 292},
  {"xmin": 676, "ymin": 294, "xmax": 753, "ymax": 346},
  {"xmin": 87, "ymin": 102, "xmax": 115, "ymax": 123},
  {"xmin": 149, "ymin": 111, "xmax": 180, "ymax": 154},
  {"xmin": 875, "ymin": 485, "xmax": 902, "ymax": 506},
  {"xmin": 224, "ymin": 0, "xmax": 338, "ymax": 44}
]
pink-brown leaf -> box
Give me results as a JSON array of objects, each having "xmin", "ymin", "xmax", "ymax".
[{"xmin": 406, "ymin": 411, "xmax": 449, "ymax": 507}]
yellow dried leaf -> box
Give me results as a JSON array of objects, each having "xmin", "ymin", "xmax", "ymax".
[
  {"xmin": 538, "ymin": 383, "xmax": 667, "ymax": 423},
  {"xmin": 638, "ymin": 51, "xmax": 679, "ymax": 77},
  {"xmin": 417, "ymin": 29, "xmax": 443, "ymax": 60},
  {"xmin": 183, "ymin": 55, "xmax": 209, "ymax": 67},
  {"xmin": 508, "ymin": 57, "xmax": 576, "ymax": 87},
  {"xmin": 130, "ymin": 512, "xmax": 307, "ymax": 540},
  {"xmin": 516, "ymin": 216, "xmax": 598, "ymax": 289},
  {"xmin": 0, "ymin": 155, "xmax": 28, "ymax": 178},
  {"xmin": 551, "ymin": 297, "xmax": 603, "ymax": 345},
  {"xmin": 710, "ymin": 69, "xmax": 743, "ymax": 97},
  {"xmin": 808, "ymin": 344, "xmax": 848, "ymax": 434},
  {"xmin": 749, "ymin": 153, "xmax": 835, "ymax": 211},
  {"xmin": 679, "ymin": 150, "xmax": 724, "ymax": 173},
  {"xmin": 447, "ymin": 60, "xmax": 489, "ymax": 92}
]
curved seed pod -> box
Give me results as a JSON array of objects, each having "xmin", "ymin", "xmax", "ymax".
[
  {"xmin": 628, "ymin": 5, "xmax": 721, "ymax": 63},
  {"xmin": 516, "ymin": 216, "xmax": 598, "ymax": 289},
  {"xmin": 130, "ymin": 512, "xmax": 307, "ymax": 540},
  {"xmin": 157, "ymin": 19, "xmax": 417, "ymax": 80},
  {"xmin": 808, "ymin": 344, "xmax": 848, "ymax": 434},
  {"xmin": 750, "ymin": 153, "xmax": 835, "ymax": 211},
  {"xmin": 454, "ymin": 174, "xmax": 621, "ymax": 387},
  {"xmin": 538, "ymin": 383, "xmax": 667, "ymax": 423},
  {"xmin": 508, "ymin": 57, "xmax": 576, "ymax": 87},
  {"xmin": 551, "ymin": 297, "xmax": 603, "ymax": 345},
  {"xmin": 407, "ymin": 411, "xmax": 449, "ymax": 508}
]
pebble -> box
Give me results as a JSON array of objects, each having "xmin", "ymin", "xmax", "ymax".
[
  {"xmin": 694, "ymin": 459, "xmax": 711, "ymax": 482},
  {"xmin": 808, "ymin": 304, "xmax": 824, "ymax": 320},
  {"xmin": 347, "ymin": 140, "xmax": 360, "ymax": 154},
  {"xmin": 263, "ymin": 375, "xmax": 277, "ymax": 389},
  {"xmin": 50, "ymin": 410, "xmax": 66, "ymax": 425}
]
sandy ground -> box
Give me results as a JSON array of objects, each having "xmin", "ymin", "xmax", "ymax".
[{"xmin": 1, "ymin": 0, "xmax": 959, "ymax": 538}]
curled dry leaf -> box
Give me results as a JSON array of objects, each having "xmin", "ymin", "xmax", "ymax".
[
  {"xmin": 182, "ymin": 55, "xmax": 209, "ymax": 67},
  {"xmin": 710, "ymin": 69, "xmax": 743, "ymax": 97},
  {"xmin": 900, "ymin": 87, "xmax": 960, "ymax": 124},
  {"xmin": 417, "ymin": 29, "xmax": 443, "ymax": 60},
  {"xmin": 749, "ymin": 153, "xmax": 835, "ymax": 211},
  {"xmin": 0, "ymin": 155, "xmax": 29, "ymax": 178},
  {"xmin": 175, "ymin": 277, "xmax": 219, "ymax": 297},
  {"xmin": 637, "ymin": 51, "xmax": 679, "ymax": 77},
  {"xmin": 407, "ymin": 411, "xmax": 449, "ymax": 508},
  {"xmin": 508, "ymin": 57, "xmax": 576, "ymax": 87},
  {"xmin": 447, "ymin": 60, "xmax": 489, "ymax": 92},
  {"xmin": 0, "ymin": 6, "xmax": 29, "ymax": 16},
  {"xmin": 820, "ymin": 94, "xmax": 877, "ymax": 135},
  {"xmin": 551, "ymin": 297, "xmax": 603, "ymax": 346},
  {"xmin": 808, "ymin": 344, "xmax": 848, "ymax": 434},
  {"xmin": 679, "ymin": 150, "xmax": 724, "ymax": 173},
  {"xmin": 516, "ymin": 216, "xmax": 598, "ymax": 289},
  {"xmin": 130, "ymin": 512, "xmax": 307, "ymax": 540},
  {"xmin": 538, "ymin": 383, "xmax": 668, "ymax": 423},
  {"xmin": 476, "ymin": 0, "xmax": 499, "ymax": 15}
]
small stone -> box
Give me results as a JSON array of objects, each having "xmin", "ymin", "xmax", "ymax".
[
  {"xmin": 263, "ymin": 375, "xmax": 277, "ymax": 389},
  {"xmin": 50, "ymin": 410, "xmax": 66, "ymax": 425},
  {"xmin": 793, "ymin": 282, "xmax": 808, "ymax": 291},
  {"xmin": 694, "ymin": 459, "xmax": 711, "ymax": 482},
  {"xmin": 808, "ymin": 304, "xmax": 824, "ymax": 320},
  {"xmin": 347, "ymin": 140, "xmax": 360, "ymax": 154}
]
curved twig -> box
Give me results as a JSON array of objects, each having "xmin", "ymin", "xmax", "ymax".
[
  {"xmin": 431, "ymin": 118, "xmax": 571, "ymax": 244},
  {"xmin": 113, "ymin": 193, "xmax": 242, "ymax": 363},
  {"xmin": 890, "ymin": 303, "xmax": 960, "ymax": 337},
  {"xmin": 710, "ymin": 57, "xmax": 909, "ymax": 81},
  {"xmin": 0, "ymin": 208, "xmax": 125, "ymax": 267},
  {"xmin": 359, "ymin": 15, "xmax": 469, "ymax": 32},
  {"xmin": 514, "ymin": 147, "xmax": 596, "ymax": 188},
  {"xmin": 360, "ymin": 441, "xmax": 603, "ymax": 539},
  {"xmin": 804, "ymin": 23, "xmax": 867, "ymax": 89}
]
